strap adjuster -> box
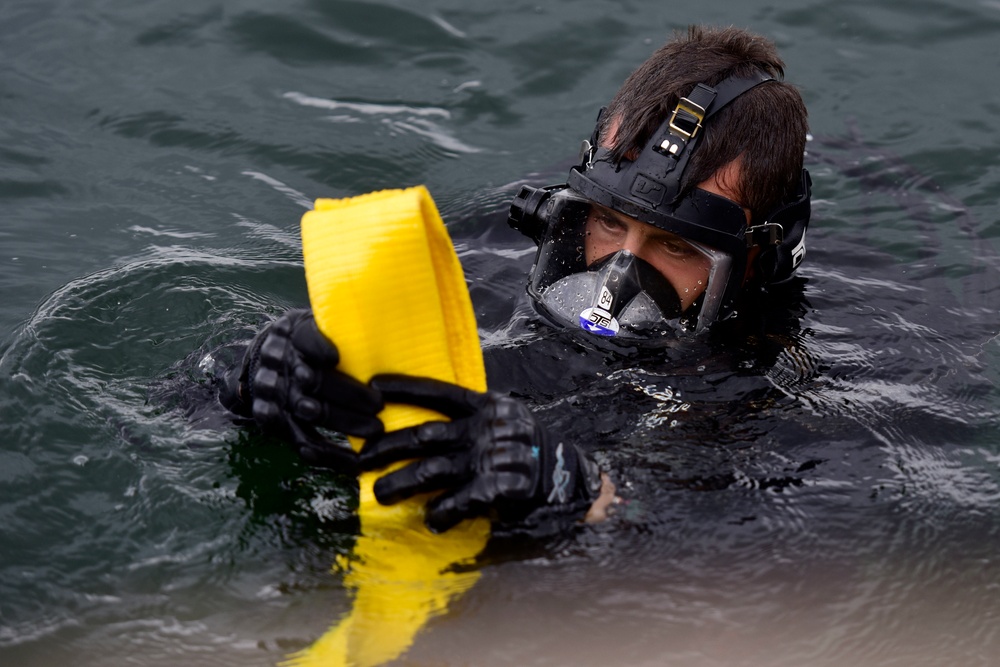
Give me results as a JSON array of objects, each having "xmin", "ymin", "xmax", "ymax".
[
  {"xmin": 746, "ymin": 223, "xmax": 783, "ymax": 248},
  {"xmin": 668, "ymin": 98, "xmax": 706, "ymax": 140},
  {"xmin": 668, "ymin": 83, "xmax": 715, "ymax": 140}
]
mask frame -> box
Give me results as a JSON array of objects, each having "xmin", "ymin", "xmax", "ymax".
[{"xmin": 519, "ymin": 187, "xmax": 738, "ymax": 336}]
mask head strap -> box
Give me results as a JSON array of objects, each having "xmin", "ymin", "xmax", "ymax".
[{"xmin": 573, "ymin": 70, "xmax": 776, "ymax": 212}]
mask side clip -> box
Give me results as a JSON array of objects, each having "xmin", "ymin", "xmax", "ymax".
[
  {"xmin": 579, "ymin": 139, "xmax": 595, "ymax": 168},
  {"xmin": 745, "ymin": 222, "xmax": 784, "ymax": 248}
]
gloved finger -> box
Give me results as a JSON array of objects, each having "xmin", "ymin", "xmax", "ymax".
[
  {"xmin": 324, "ymin": 403, "xmax": 384, "ymax": 439},
  {"xmin": 250, "ymin": 367, "xmax": 284, "ymax": 404},
  {"xmin": 257, "ymin": 333, "xmax": 293, "ymax": 374},
  {"xmin": 265, "ymin": 309, "xmax": 299, "ymax": 337},
  {"xmin": 251, "ymin": 394, "xmax": 294, "ymax": 431},
  {"xmin": 425, "ymin": 471, "xmax": 534, "ymax": 532},
  {"xmin": 372, "ymin": 454, "xmax": 467, "ymax": 505},
  {"xmin": 292, "ymin": 395, "xmax": 384, "ymax": 439},
  {"xmin": 370, "ymin": 374, "xmax": 488, "ymax": 419},
  {"xmin": 288, "ymin": 310, "xmax": 341, "ymax": 368},
  {"xmin": 359, "ymin": 420, "xmax": 467, "ymax": 470},
  {"xmin": 312, "ymin": 368, "xmax": 384, "ymax": 419},
  {"xmin": 287, "ymin": 418, "xmax": 360, "ymax": 475},
  {"xmin": 257, "ymin": 309, "xmax": 315, "ymax": 369},
  {"xmin": 289, "ymin": 369, "xmax": 384, "ymax": 438},
  {"xmin": 423, "ymin": 483, "xmax": 488, "ymax": 533}
]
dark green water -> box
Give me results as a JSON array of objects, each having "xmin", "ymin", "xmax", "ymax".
[{"xmin": 4, "ymin": 0, "xmax": 1000, "ymax": 665}]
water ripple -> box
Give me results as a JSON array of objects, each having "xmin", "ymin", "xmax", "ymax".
[{"xmin": 282, "ymin": 91, "xmax": 451, "ymax": 119}]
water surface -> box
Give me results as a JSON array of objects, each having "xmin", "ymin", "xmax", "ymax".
[{"xmin": 3, "ymin": 1, "xmax": 1000, "ymax": 665}]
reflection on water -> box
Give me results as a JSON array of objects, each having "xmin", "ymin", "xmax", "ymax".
[{"xmin": 3, "ymin": 0, "xmax": 1000, "ymax": 665}]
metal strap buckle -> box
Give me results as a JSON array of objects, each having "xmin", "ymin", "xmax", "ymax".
[{"xmin": 668, "ymin": 97, "xmax": 707, "ymax": 140}]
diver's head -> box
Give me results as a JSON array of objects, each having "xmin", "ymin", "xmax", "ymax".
[{"xmin": 508, "ymin": 26, "xmax": 811, "ymax": 341}]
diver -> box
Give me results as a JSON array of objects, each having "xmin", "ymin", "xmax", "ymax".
[{"xmin": 217, "ymin": 25, "xmax": 812, "ymax": 534}]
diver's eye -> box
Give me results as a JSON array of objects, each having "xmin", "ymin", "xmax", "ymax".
[
  {"xmin": 592, "ymin": 212, "xmax": 626, "ymax": 235},
  {"xmin": 658, "ymin": 235, "xmax": 699, "ymax": 259}
]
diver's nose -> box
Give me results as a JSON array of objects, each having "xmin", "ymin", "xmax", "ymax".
[{"xmin": 620, "ymin": 229, "xmax": 650, "ymax": 261}]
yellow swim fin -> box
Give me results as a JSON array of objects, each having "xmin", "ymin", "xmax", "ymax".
[{"xmin": 285, "ymin": 185, "xmax": 490, "ymax": 667}]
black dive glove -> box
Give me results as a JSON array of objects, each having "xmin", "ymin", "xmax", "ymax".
[
  {"xmin": 229, "ymin": 308, "xmax": 383, "ymax": 473},
  {"xmin": 359, "ymin": 374, "xmax": 602, "ymax": 533}
]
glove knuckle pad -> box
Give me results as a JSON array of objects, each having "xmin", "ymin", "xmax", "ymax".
[
  {"xmin": 492, "ymin": 396, "xmax": 532, "ymax": 421},
  {"xmin": 252, "ymin": 399, "xmax": 280, "ymax": 422},
  {"xmin": 419, "ymin": 457, "xmax": 453, "ymax": 483},
  {"xmin": 293, "ymin": 363, "xmax": 315, "ymax": 387},
  {"xmin": 259, "ymin": 334, "xmax": 289, "ymax": 363},
  {"xmin": 499, "ymin": 472, "xmax": 534, "ymax": 498},
  {"xmin": 254, "ymin": 369, "xmax": 282, "ymax": 396},
  {"xmin": 416, "ymin": 421, "xmax": 450, "ymax": 443},
  {"xmin": 271, "ymin": 315, "xmax": 294, "ymax": 336},
  {"xmin": 294, "ymin": 397, "xmax": 321, "ymax": 422}
]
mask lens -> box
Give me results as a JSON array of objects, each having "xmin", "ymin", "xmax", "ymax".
[
  {"xmin": 540, "ymin": 250, "xmax": 682, "ymax": 337},
  {"xmin": 583, "ymin": 208, "xmax": 715, "ymax": 312},
  {"xmin": 526, "ymin": 189, "xmax": 734, "ymax": 337}
]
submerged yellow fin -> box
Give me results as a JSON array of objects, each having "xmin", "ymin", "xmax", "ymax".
[{"xmin": 286, "ymin": 185, "xmax": 490, "ymax": 667}]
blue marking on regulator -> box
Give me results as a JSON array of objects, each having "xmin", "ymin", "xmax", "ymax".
[
  {"xmin": 579, "ymin": 307, "xmax": 619, "ymax": 336},
  {"xmin": 579, "ymin": 317, "xmax": 617, "ymax": 336}
]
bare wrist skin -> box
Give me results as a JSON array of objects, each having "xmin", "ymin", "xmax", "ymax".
[{"xmin": 584, "ymin": 473, "xmax": 617, "ymax": 523}]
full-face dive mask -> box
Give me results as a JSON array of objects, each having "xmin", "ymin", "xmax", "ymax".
[{"xmin": 509, "ymin": 69, "xmax": 812, "ymax": 339}]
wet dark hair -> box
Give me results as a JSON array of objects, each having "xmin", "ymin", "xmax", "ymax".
[{"xmin": 601, "ymin": 26, "xmax": 809, "ymax": 221}]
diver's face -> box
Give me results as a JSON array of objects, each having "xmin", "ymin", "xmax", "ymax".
[
  {"xmin": 583, "ymin": 208, "xmax": 713, "ymax": 310},
  {"xmin": 582, "ymin": 158, "xmax": 753, "ymax": 311}
]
